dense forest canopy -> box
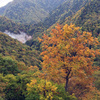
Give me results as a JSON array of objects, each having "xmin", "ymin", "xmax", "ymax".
[
  {"xmin": 0, "ymin": 32, "xmax": 41, "ymax": 68},
  {"xmin": 63, "ymin": 0, "xmax": 100, "ymax": 36},
  {"xmin": 0, "ymin": 0, "xmax": 100, "ymax": 100}
]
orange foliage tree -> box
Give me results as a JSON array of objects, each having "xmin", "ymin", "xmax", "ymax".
[{"xmin": 39, "ymin": 24, "xmax": 100, "ymax": 93}]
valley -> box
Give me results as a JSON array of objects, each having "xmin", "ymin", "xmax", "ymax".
[{"xmin": 0, "ymin": 0, "xmax": 100, "ymax": 100}]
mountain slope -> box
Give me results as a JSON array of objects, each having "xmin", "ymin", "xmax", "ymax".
[
  {"xmin": 43, "ymin": 0, "xmax": 91, "ymax": 28},
  {"xmin": 0, "ymin": 16, "xmax": 26, "ymax": 34},
  {"xmin": 26, "ymin": 0, "xmax": 92, "ymax": 40},
  {"xmin": 21, "ymin": 0, "xmax": 99, "ymax": 49},
  {"xmin": 0, "ymin": 0, "xmax": 92, "ymax": 40},
  {"xmin": 0, "ymin": 16, "xmax": 33, "ymax": 43},
  {"xmin": 63, "ymin": 0, "xmax": 100, "ymax": 36},
  {"xmin": 0, "ymin": 15, "xmax": 45, "ymax": 35},
  {"xmin": 0, "ymin": 16, "xmax": 46, "ymax": 43},
  {"xmin": 0, "ymin": 32, "xmax": 41, "ymax": 67},
  {"xmin": 25, "ymin": 0, "xmax": 93, "ymax": 46},
  {"xmin": 0, "ymin": 0, "xmax": 67, "ymax": 24}
]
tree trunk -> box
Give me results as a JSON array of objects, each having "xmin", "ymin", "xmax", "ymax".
[
  {"xmin": 65, "ymin": 68, "xmax": 71, "ymax": 92},
  {"xmin": 65, "ymin": 75, "xmax": 69, "ymax": 92}
]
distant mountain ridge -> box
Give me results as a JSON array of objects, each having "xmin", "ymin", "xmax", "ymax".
[{"xmin": 0, "ymin": 0, "xmax": 67, "ymax": 24}]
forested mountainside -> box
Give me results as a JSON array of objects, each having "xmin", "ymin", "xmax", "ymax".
[
  {"xmin": 24, "ymin": 0, "xmax": 93, "ymax": 41},
  {"xmin": 0, "ymin": 32, "xmax": 41, "ymax": 68},
  {"xmin": 0, "ymin": 16, "xmax": 27, "ymax": 34},
  {"xmin": 0, "ymin": 0, "xmax": 100, "ymax": 100},
  {"xmin": 0, "ymin": 0, "xmax": 99, "ymax": 39},
  {"xmin": 1, "ymin": 0, "xmax": 99, "ymax": 46},
  {"xmin": 0, "ymin": 16, "xmax": 46, "ymax": 37},
  {"xmin": 25, "ymin": 0, "xmax": 95, "ymax": 46},
  {"xmin": 42, "ymin": 0, "xmax": 91, "ymax": 28},
  {"xmin": 0, "ymin": 0, "xmax": 93, "ymax": 40},
  {"xmin": 0, "ymin": 0, "xmax": 67, "ymax": 24},
  {"xmin": 63, "ymin": 0, "xmax": 100, "ymax": 36}
]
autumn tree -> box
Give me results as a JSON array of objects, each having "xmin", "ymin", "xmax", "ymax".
[{"xmin": 39, "ymin": 24, "xmax": 100, "ymax": 94}]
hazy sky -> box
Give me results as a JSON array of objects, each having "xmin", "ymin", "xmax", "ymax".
[{"xmin": 0, "ymin": 0, "xmax": 13, "ymax": 8}]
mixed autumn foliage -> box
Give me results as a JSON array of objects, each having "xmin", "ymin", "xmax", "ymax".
[
  {"xmin": 38, "ymin": 24, "xmax": 100, "ymax": 99},
  {"xmin": 0, "ymin": 24, "xmax": 100, "ymax": 100},
  {"xmin": 0, "ymin": 0, "xmax": 100, "ymax": 100}
]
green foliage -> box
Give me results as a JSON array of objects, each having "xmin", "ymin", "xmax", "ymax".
[
  {"xmin": 94, "ymin": 71, "xmax": 100, "ymax": 90},
  {"xmin": 5, "ymin": 82, "xmax": 25, "ymax": 100},
  {"xmin": 25, "ymin": 0, "xmax": 93, "ymax": 46},
  {"xmin": 0, "ymin": 56, "xmax": 19, "ymax": 75},
  {"xmin": 93, "ymin": 35, "xmax": 100, "ymax": 66},
  {"xmin": 26, "ymin": 79, "xmax": 77, "ymax": 100},
  {"xmin": 0, "ymin": 0, "xmax": 99, "ymax": 100},
  {"xmin": 4, "ymin": 74, "xmax": 31, "ymax": 100},
  {"xmin": 64, "ymin": 0, "xmax": 100, "ymax": 36},
  {"xmin": 53, "ymin": 84, "xmax": 77, "ymax": 100},
  {"xmin": 0, "ymin": 16, "xmax": 45, "ymax": 36},
  {"xmin": 0, "ymin": 0, "xmax": 92, "ymax": 39},
  {"xmin": 0, "ymin": 32, "xmax": 41, "ymax": 68},
  {"xmin": 26, "ymin": 39, "xmax": 42, "ymax": 51},
  {"xmin": 43, "ymin": 0, "xmax": 90, "ymax": 29},
  {"xmin": 0, "ymin": 96, "xmax": 4, "ymax": 100}
]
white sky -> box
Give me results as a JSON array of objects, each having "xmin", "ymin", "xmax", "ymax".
[{"xmin": 0, "ymin": 0, "xmax": 13, "ymax": 8}]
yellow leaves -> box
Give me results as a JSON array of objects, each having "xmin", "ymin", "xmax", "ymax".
[
  {"xmin": 94, "ymin": 38, "xmax": 99, "ymax": 45},
  {"xmin": 27, "ymin": 79, "xmax": 37, "ymax": 92},
  {"xmin": 84, "ymin": 39, "xmax": 88, "ymax": 43},
  {"xmin": 63, "ymin": 24, "xmax": 68, "ymax": 31},
  {"xmin": 40, "ymin": 51, "xmax": 47, "ymax": 56},
  {"xmin": 47, "ymin": 47, "xmax": 52, "ymax": 52},
  {"xmin": 89, "ymin": 37, "xmax": 94, "ymax": 42},
  {"xmin": 27, "ymin": 79, "xmax": 57, "ymax": 100},
  {"xmin": 39, "ymin": 23, "xmax": 100, "ymax": 97},
  {"xmin": 74, "ymin": 27, "xmax": 80, "ymax": 31},
  {"xmin": 84, "ymin": 47, "xmax": 90, "ymax": 56},
  {"xmin": 87, "ymin": 32, "xmax": 92, "ymax": 37},
  {"xmin": 83, "ymin": 31, "xmax": 87, "ymax": 36},
  {"xmin": 63, "ymin": 24, "xmax": 73, "ymax": 37},
  {"xmin": 91, "ymin": 52, "xmax": 95, "ymax": 57},
  {"xmin": 28, "ymin": 66, "xmax": 39, "ymax": 71},
  {"xmin": 31, "ymin": 79, "xmax": 37, "ymax": 85},
  {"xmin": 71, "ymin": 38, "xmax": 76, "ymax": 41},
  {"xmin": 78, "ymin": 50, "xmax": 84, "ymax": 55},
  {"xmin": 43, "ymin": 55, "xmax": 49, "ymax": 60},
  {"xmin": 38, "ymin": 37, "xmax": 43, "ymax": 42}
]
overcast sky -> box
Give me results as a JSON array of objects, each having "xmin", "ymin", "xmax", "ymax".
[{"xmin": 0, "ymin": 0, "xmax": 13, "ymax": 8}]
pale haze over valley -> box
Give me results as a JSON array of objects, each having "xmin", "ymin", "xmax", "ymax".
[{"xmin": 0, "ymin": 0, "xmax": 13, "ymax": 7}]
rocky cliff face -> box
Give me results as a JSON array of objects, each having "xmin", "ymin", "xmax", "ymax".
[{"xmin": 4, "ymin": 30, "xmax": 32, "ymax": 43}]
